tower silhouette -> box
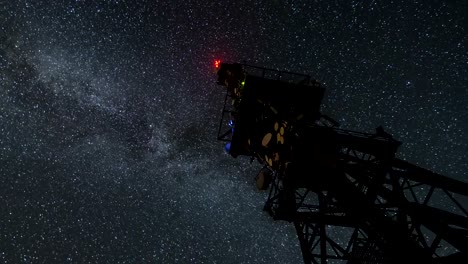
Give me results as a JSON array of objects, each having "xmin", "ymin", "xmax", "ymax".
[{"xmin": 214, "ymin": 62, "xmax": 468, "ymax": 264}]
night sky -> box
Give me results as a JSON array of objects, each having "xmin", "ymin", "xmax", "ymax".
[{"xmin": 1, "ymin": 0, "xmax": 467, "ymax": 263}]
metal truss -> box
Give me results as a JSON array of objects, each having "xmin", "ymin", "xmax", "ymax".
[{"xmin": 259, "ymin": 126, "xmax": 468, "ymax": 263}]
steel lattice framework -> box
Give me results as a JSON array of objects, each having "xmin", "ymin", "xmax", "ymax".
[{"xmin": 213, "ymin": 62, "xmax": 468, "ymax": 264}]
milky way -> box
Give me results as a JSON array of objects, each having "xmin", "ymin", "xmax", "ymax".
[{"xmin": 1, "ymin": 0, "xmax": 466, "ymax": 263}]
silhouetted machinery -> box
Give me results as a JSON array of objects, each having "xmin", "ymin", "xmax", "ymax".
[{"xmin": 213, "ymin": 62, "xmax": 468, "ymax": 263}]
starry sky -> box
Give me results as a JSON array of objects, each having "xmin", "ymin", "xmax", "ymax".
[{"xmin": 1, "ymin": 0, "xmax": 467, "ymax": 263}]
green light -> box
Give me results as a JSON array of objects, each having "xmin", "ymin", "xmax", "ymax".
[{"xmin": 241, "ymin": 81, "xmax": 245, "ymax": 86}]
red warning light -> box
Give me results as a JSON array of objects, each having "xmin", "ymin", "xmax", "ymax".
[{"xmin": 214, "ymin": 60, "xmax": 221, "ymax": 69}]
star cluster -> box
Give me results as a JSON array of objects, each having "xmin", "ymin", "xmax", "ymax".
[{"xmin": 0, "ymin": 0, "xmax": 466, "ymax": 263}]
